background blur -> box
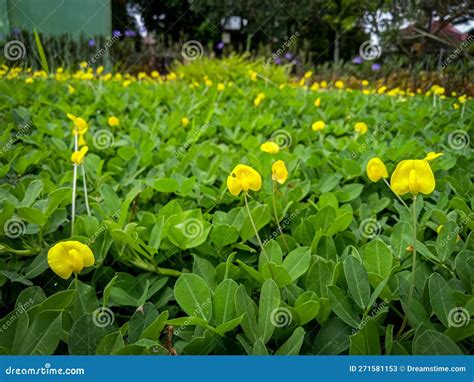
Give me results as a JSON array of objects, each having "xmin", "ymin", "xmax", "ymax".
[{"xmin": 0, "ymin": 0, "xmax": 473, "ymax": 89}]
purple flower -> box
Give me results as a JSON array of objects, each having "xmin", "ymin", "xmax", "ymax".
[
  {"xmin": 124, "ymin": 30, "xmax": 137, "ymax": 37},
  {"xmin": 216, "ymin": 41, "xmax": 224, "ymax": 50},
  {"xmin": 352, "ymin": 56, "xmax": 363, "ymax": 64},
  {"xmin": 112, "ymin": 30, "xmax": 121, "ymax": 37},
  {"xmin": 275, "ymin": 57, "xmax": 282, "ymax": 65},
  {"xmin": 371, "ymin": 63, "xmax": 381, "ymax": 71},
  {"xmin": 88, "ymin": 38, "xmax": 95, "ymax": 47},
  {"xmin": 284, "ymin": 52, "xmax": 293, "ymax": 60}
]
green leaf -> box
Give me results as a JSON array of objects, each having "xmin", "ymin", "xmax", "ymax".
[
  {"xmin": 252, "ymin": 338, "xmax": 269, "ymax": 355},
  {"xmin": 140, "ymin": 311, "xmax": 169, "ymax": 341},
  {"xmin": 33, "ymin": 29, "xmax": 49, "ymax": 72},
  {"xmin": 429, "ymin": 273, "xmax": 456, "ymax": 327},
  {"xmin": 68, "ymin": 313, "xmax": 114, "ymax": 355},
  {"xmin": 215, "ymin": 315, "xmax": 244, "ymax": 336},
  {"xmin": 96, "ymin": 331, "xmax": 124, "ymax": 355},
  {"xmin": 282, "ymin": 246, "xmax": 311, "ymax": 282},
  {"xmin": 128, "ymin": 303, "xmax": 159, "ymax": 343},
  {"xmin": 390, "ymin": 221, "xmax": 412, "ymax": 258},
  {"xmin": 235, "ymin": 285, "xmax": 259, "ymax": 342},
  {"xmin": 19, "ymin": 310, "xmax": 61, "ymax": 355},
  {"xmin": 212, "ymin": 279, "xmax": 238, "ymax": 325},
  {"xmin": 240, "ymin": 204, "xmax": 271, "ymax": 241},
  {"xmin": 413, "ymin": 330, "xmax": 462, "ymax": 355},
  {"xmin": 174, "ymin": 274, "xmax": 212, "ymax": 321},
  {"xmin": 151, "ymin": 178, "xmax": 179, "ymax": 193},
  {"xmin": 362, "ymin": 239, "xmax": 393, "ymax": 280},
  {"xmin": 436, "ymin": 220, "xmax": 459, "ymax": 262},
  {"xmin": 258, "ymin": 279, "xmax": 281, "ymax": 343},
  {"xmin": 211, "ymin": 224, "xmax": 239, "ymax": 247},
  {"xmin": 313, "ymin": 318, "xmax": 351, "ymax": 354},
  {"xmin": 327, "ymin": 285, "xmax": 360, "ymax": 328},
  {"xmin": 343, "ymin": 256, "xmax": 370, "ymax": 310},
  {"xmin": 349, "ymin": 320, "xmax": 381, "ymax": 355},
  {"xmin": 305, "ymin": 257, "xmax": 335, "ymax": 297},
  {"xmin": 261, "ymin": 262, "xmax": 292, "ymax": 287},
  {"xmin": 275, "ymin": 327, "xmax": 305, "ymax": 355}
]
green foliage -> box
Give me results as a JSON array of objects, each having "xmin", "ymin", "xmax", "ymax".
[{"xmin": 0, "ymin": 57, "xmax": 472, "ymax": 355}]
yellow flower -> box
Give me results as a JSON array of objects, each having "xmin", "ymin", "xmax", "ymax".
[
  {"xmin": 67, "ymin": 113, "xmax": 88, "ymax": 135},
  {"xmin": 68, "ymin": 85, "xmax": 75, "ymax": 94},
  {"xmin": 304, "ymin": 71, "xmax": 313, "ymax": 79},
  {"xmin": 335, "ymin": 80, "xmax": 344, "ymax": 89},
  {"xmin": 390, "ymin": 160, "xmax": 435, "ymax": 196},
  {"xmin": 227, "ymin": 164, "xmax": 262, "ymax": 196},
  {"xmin": 310, "ymin": 83, "xmax": 319, "ymax": 91},
  {"xmin": 48, "ymin": 241, "xmax": 95, "ymax": 279},
  {"xmin": 79, "ymin": 61, "xmax": 88, "ymax": 69},
  {"xmin": 458, "ymin": 95, "xmax": 467, "ymax": 104},
  {"xmin": 366, "ymin": 157, "xmax": 388, "ymax": 182},
  {"xmin": 249, "ymin": 70, "xmax": 258, "ymax": 81},
  {"xmin": 181, "ymin": 117, "xmax": 190, "ymax": 127},
  {"xmin": 260, "ymin": 142, "xmax": 280, "ymax": 154},
  {"xmin": 96, "ymin": 66, "xmax": 104, "ymax": 75},
  {"xmin": 25, "ymin": 78, "xmax": 34, "ymax": 84},
  {"xmin": 453, "ymin": 103, "xmax": 459, "ymax": 110},
  {"xmin": 312, "ymin": 120, "xmax": 325, "ymax": 131},
  {"xmin": 431, "ymin": 85, "xmax": 445, "ymax": 95},
  {"xmin": 272, "ymin": 160, "xmax": 288, "ymax": 184},
  {"xmin": 123, "ymin": 80, "xmax": 131, "ymax": 87},
  {"xmin": 108, "ymin": 116, "xmax": 120, "ymax": 127},
  {"xmin": 314, "ymin": 97, "xmax": 321, "ymax": 107},
  {"xmin": 424, "ymin": 152, "xmax": 443, "ymax": 161},
  {"xmin": 217, "ymin": 83, "xmax": 225, "ymax": 91},
  {"xmin": 151, "ymin": 70, "xmax": 160, "ymax": 78},
  {"xmin": 320, "ymin": 81, "xmax": 327, "ymax": 88},
  {"xmin": 205, "ymin": 79, "xmax": 213, "ymax": 87},
  {"xmin": 362, "ymin": 80, "xmax": 369, "ymax": 86},
  {"xmin": 354, "ymin": 122, "xmax": 368, "ymax": 134},
  {"xmin": 254, "ymin": 92, "xmax": 265, "ymax": 107},
  {"xmin": 78, "ymin": 135, "xmax": 87, "ymax": 147},
  {"xmin": 71, "ymin": 146, "xmax": 89, "ymax": 165}
]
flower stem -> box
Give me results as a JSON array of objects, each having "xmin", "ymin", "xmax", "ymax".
[
  {"xmin": 396, "ymin": 195, "xmax": 418, "ymax": 338},
  {"xmin": 383, "ymin": 178, "xmax": 410, "ymax": 212},
  {"xmin": 272, "ymin": 182, "xmax": 289, "ymax": 252},
  {"xmin": 81, "ymin": 164, "xmax": 91, "ymax": 216},
  {"xmin": 71, "ymin": 134, "xmax": 78, "ymax": 236},
  {"xmin": 244, "ymin": 192, "xmax": 267, "ymax": 257}
]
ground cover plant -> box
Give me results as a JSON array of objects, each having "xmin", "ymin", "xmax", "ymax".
[{"xmin": 0, "ymin": 58, "xmax": 472, "ymax": 355}]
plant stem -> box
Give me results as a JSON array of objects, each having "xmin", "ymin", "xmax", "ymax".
[
  {"xmin": 272, "ymin": 182, "xmax": 289, "ymax": 251},
  {"xmin": 244, "ymin": 192, "xmax": 267, "ymax": 257},
  {"xmin": 383, "ymin": 178, "xmax": 410, "ymax": 212},
  {"xmin": 81, "ymin": 164, "xmax": 91, "ymax": 216},
  {"xmin": 156, "ymin": 267, "xmax": 182, "ymax": 277},
  {"xmin": 71, "ymin": 133, "xmax": 78, "ymax": 236},
  {"xmin": 396, "ymin": 195, "xmax": 418, "ymax": 338}
]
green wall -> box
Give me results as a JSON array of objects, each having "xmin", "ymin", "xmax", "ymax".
[{"xmin": 2, "ymin": 0, "xmax": 111, "ymax": 38}]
